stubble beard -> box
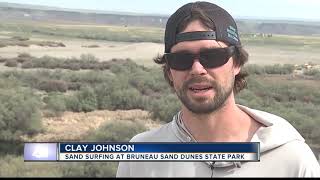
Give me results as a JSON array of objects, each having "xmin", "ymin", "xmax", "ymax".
[{"xmin": 176, "ymin": 76, "xmax": 234, "ymax": 114}]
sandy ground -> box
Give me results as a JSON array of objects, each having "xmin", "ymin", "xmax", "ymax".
[
  {"xmin": 0, "ymin": 38, "xmax": 164, "ymax": 66},
  {"xmin": 1, "ymin": 37, "xmax": 319, "ymax": 66},
  {"xmin": 245, "ymin": 46, "xmax": 320, "ymax": 65},
  {"xmin": 21, "ymin": 109, "xmax": 163, "ymax": 142}
]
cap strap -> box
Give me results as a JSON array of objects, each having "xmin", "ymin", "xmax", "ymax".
[{"xmin": 175, "ymin": 31, "xmax": 216, "ymax": 43}]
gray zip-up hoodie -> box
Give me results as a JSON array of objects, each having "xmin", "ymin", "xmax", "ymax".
[{"xmin": 116, "ymin": 105, "xmax": 320, "ymax": 177}]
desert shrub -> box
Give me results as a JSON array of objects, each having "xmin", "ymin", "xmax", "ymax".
[
  {"xmin": 62, "ymin": 60, "xmax": 81, "ymax": 70},
  {"xmin": 304, "ymin": 68, "xmax": 320, "ymax": 76},
  {"xmin": 86, "ymin": 120, "xmax": 147, "ymax": 142},
  {"xmin": 264, "ymin": 64, "xmax": 294, "ymax": 74},
  {"xmin": 16, "ymin": 57, "xmax": 26, "ymax": 63},
  {"xmin": 236, "ymin": 75, "xmax": 320, "ymax": 150},
  {"xmin": 16, "ymin": 42, "xmax": 29, "ymax": 47},
  {"xmin": 0, "ymin": 155, "xmax": 62, "ymax": 177},
  {"xmin": 43, "ymin": 93, "xmax": 67, "ymax": 117},
  {"xmin": 66, "ymin": 86, "xmax": 97, "ymax": 112},
  {"xmin": 67, "ymin": 82, "xmax": 81, "ymax": 91},
  {"xmin": 100, "ymin": 61, "xmax": 111, "ymax": 70},
  {"xmin": 82, "ymin": 44, "xmax": 100, "ymax": 48},
  {"xmin": 21, "ymin": 60, "xmax": 33, "ymax": 68},
  {"xmin": 39, "ymin": 56, "xmax": 64, "ymax": 69},
  {"xmin": 129, "ymin": 68, "xmax": 169, "ymax": 95},
  {"xmin": 109, "ymin": 58, "xmax": 141, "ymax": 74},
  {"xmin": 38, "ymin": 80, "xmax": 68, "ymax": 92},
  {"xmin": 80, "ymin": 53, "xmax": 99, "ymax": 62},
  {"xmin": 0, "ymin": 57, "xmax": 7, "ymax": 63},
  {"xmin": 65, "ymin": 95, "xmax": 81, "ymax": 112},
  {"xmin": 11, "ymin": 36, "xmax": 29, "ymax": 41},
  {"xmin": 17, "ymin": 52, "xmax": 32, "ymax": 58},
  {"xmin": 94, "ymin": 77, "xmax": 128, "ymax": 110},
  {"xmin": 148, "ymin": 94, "xmax": 181, "ymax": 122},
  {"xmin": 94, "ymin": 76, "xmax": 148, "ymax": 111},
  {"xmin": 16, "ymin": 53, "xmax": 32, "ymax": 63},
  {"xmin": 236, "ymin": 89, "xmax": 263, "ymax": 107},
  {"xmin": 61, "ymin": 162, "xmax": 118, "ymax": 177},
  {"xmin": 37, "ymin": 41, "xmax": 65, "ymax": 47},
  {"xmin": 0, "ymin": 72, "xmax": 22, "ymax": 88},
  {"xmin": 0, "ymin": 88, "xmax": 42, "ymax": 141},
  {"xmin": 57, "ymin": 42, "xmax": 66, "ymax": 47},
  {"xmin": 77, "ymin": 86, "xmax": 98, "ymax": 112},
  {"xmin": 0, "ymin": 154, "xmax": 118, "ymax": 177},
  {"xmin": 4, "ymin": 59, "xmax": 18, "ymax": 67},
  {"xmin": 243, "ymin": 64, "xmax": 265, "ymax": 75}
]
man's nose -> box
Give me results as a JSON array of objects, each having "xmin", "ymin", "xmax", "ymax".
[{"xmin": 190, "ymin": 59, "xmax": 207, "ymax": 76}]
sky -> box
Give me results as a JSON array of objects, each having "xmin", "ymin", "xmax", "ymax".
[{"xmin": 0, "ymin": 0, "xmax": 319, "ymax": 21}]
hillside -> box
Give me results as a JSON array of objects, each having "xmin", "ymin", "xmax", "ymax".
[{"xmin": 0, "ymin": 2, "xmax": 320, "ymax": 36}]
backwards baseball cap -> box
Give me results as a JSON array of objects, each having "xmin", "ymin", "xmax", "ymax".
[{"xmin": 165, "ymin": 1, "xmax": 241, "ymax": 53}]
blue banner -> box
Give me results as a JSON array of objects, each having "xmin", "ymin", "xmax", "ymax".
[{"xmin": 59, "ymin": 142, "xmax": 259, "ymax": 153}]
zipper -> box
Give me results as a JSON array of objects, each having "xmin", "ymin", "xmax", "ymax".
[{"xmin": 209, "ymin": 162, "xmax": 215, "ymax": 178}]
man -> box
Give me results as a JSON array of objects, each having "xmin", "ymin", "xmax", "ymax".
[{"xmin": 117, "ymin": 1, "xmax": 320, "ymax": 177}]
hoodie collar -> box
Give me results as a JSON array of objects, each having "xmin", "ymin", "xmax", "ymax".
[
  {"xmin": 170, "ymin": 104, "xmax": 304, "ymax": 168},
  {"xmin": 171, "ymin": 111, "xmax": 242, "ymax": 168},
  {"xmin": 237, "ymin": 104, "xmax": 304, "ymax": 152}
]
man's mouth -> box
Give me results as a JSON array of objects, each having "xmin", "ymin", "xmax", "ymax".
[{"xmin": 189, "ymin": 85, "xmax": 213, "ymax": 93}]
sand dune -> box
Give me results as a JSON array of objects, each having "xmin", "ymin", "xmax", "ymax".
[{"xmin": 0, "ymin": 37, "xmax": 319, "ymax": 66}]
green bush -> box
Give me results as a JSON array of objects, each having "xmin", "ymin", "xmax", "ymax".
[
  {"xmin": 86, "ymin": 120, "xmax": 147, "ymax": 142},
  {"xmin": 0, "ymin": 155, "xmax": 118, "ymax": 177},
  {"xmin": 4, "ymin": 59, "xmax": 18, "ymax": 67},
  {"xmin": 61, "ymin": 162, "xmax": 118, "ymax": 177},
  {"xmin": 43, "ymin": 93, "xmax": 67, "ymax": 117},
  {"xmin": 66, "ymin": 86, "xmax": 98, "ymax": 112},
  {"xmin": 148, "ymin": 94, "xmax": 181, "ymax": 122},
  {"xmin": 21, "ymin": 60, "xmax": 34, "ymax": 68},
  {"xmin": 0, "ymin": 155, "xmax": 62, "ymax": 177},
  {"xmin": 17, "ymin": 52, "xmax": 32, "ymax": 58},
  {"xmin": 108, "ymin": 88, "xmax": 145, "ymax": 110},
  {"xmin": 65, "ymin": 95, "xmax": 81, "ymax": 112},
  {"xmin": 304, "ymin": 68, "xmax": 320, "ymax": 76},
  {"xmin": 0, "ymin": 57, "xmax": 7, "ymax": 63},
  {"xmin": 264, "ymin": 64, "xmax": 294, "ymax": 74},
  {"xmin": 38, "ymin": 80, "xmax": 68, "ymax": 92},
  {"xmin": 243, "ymin": 64, "xmax": 265, "ymax": 75},
  {"xmin": 0, "ymin": 88, "xmax": 42, "ymax": 141}
]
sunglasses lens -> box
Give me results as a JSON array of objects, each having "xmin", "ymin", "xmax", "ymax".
[
  {"xmin": 200, "ymin": 47, "xmax": 234, "ymax": 68},
  {"xmin": 165, "ymin": 53, "xmax": 194, "ymax": 70}
]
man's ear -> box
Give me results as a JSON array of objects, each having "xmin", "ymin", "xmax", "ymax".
[
  {"xmin": 232, "ymin": 57, "xmax": 241, "ymax": 76},
  {"xmin": 167, "ymin": 68, "xmax": 173, "ymax": 82},
  {"xmin": 234, "ymin": 66, "xmax": 241, "ymax": 76},
  {"xmin": 166, "ymin": 67, "xmax": 175, "ymax": 87}
]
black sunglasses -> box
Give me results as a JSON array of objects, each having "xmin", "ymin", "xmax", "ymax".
[{"xmin": 164, "ymin": 46, "xmax": 236, "ymax": 71}]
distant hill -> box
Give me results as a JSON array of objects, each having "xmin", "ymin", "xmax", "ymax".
[
  {"xmin": 0, "ymin": 2, "xmax": 320, "ymax": 36},
  {"xmin": 0, "ymin": 2, "xmax": 168, "ymax": 27}
]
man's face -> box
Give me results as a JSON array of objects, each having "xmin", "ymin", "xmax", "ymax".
[{"xmin": 168, "ymin": 20, "xmax": 240, "ymax": 114}]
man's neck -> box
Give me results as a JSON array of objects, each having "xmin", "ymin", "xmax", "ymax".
[{"xmin": 181, "ymin": 94, "xmax": 261, "ymax": 142}]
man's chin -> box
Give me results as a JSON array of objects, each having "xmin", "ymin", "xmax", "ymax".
[{"xmin": 183, "ymin": 101, "xmax": 217, "ymax": 114}]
